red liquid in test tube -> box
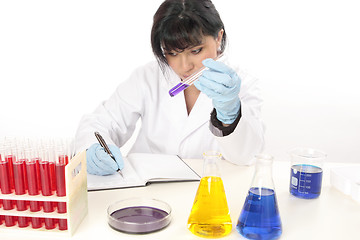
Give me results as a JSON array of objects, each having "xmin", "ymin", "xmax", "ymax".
[
  {"xmin": 5, "ymin": 155, "xmax": 15, "ymax": 191},
  {"xmin": 26, "ymin": 158, "xmax": 42, "ymax": 212},
  {"xmin": 4, "ymin": 215, "xmax": 17, "ymax": 227},
  {"xmin": 58, "ymin": 219, "xmax": 68, "ymax": 230},
  {"xmin": 56, "ymin": 157, "xmax": 67, "ymax": 213},
  {"xmin": 0, "ymin": 156, "xmax": 15, "ymax": 210},
  {"xmin": 44, "ymin": 218, "xmax": 56, "ymax": 230},
  {"xmin": 31, "ymin": 217, "xmax": 43, "ymax": 229},
  {"xmin": 50, "ymin": 161, "xmax": 56, "ymax": 193},
  {"xmin": 56, "ymin": 154, "xmax": 68, "ymax": 230},
  {"xmin": 13, "ymin": 158, "xmax": 28, "ymax": 210},
  {"xmin": 39, "ymin": 159, "xmax": 55, "ymax": 213},
  {"xmin": 18, "ymin": 216, "xmax": 30, "ymax": 228}
]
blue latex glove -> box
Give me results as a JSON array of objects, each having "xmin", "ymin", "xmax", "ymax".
[
  {"xmin": 194, "ymin": 58, "xmax": 241, "ymax": 124},
  {"xmin": 86, "ymin": 143, "xmax": 124, "ymax": 175}
]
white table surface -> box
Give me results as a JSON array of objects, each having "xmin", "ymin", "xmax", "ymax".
[{"xmin": 1, "ymin": 159, "xmax": 360, "ymax": 240}]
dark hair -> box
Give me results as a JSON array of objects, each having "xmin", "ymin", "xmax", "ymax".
[{"xmin": 151, "ymin": 0, "xmax": 227, "ymax": 71}]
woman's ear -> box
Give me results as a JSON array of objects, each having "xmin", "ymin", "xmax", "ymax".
[{"xmin": 216, "ymin": 29, "xmax": 224, "ymax": 49}]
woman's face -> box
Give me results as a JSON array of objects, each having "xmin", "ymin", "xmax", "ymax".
[{"xmin": 165, "ymin": 31, "xmax": 223, "ymax": 80}]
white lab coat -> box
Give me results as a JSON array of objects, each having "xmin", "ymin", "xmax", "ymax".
[{"xmin": 75, "ymin": 58, "xmax": 264, "ymax": 165}]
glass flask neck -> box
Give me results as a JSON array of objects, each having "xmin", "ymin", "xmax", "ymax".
[
  {"xmin": 250, "ymin": 154, "xmax": 275, "ymax": 190},
  {"xmin": 202, "ymin": 151, "xmax": 221, "ymax": 177}
]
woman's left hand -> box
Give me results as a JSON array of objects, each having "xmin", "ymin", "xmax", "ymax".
[{"xmin": 194, "ymin": 58, "xmax": 241, "ymax": 124}]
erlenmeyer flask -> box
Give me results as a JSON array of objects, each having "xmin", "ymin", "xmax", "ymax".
[
  {"xmin": 236, "ymin": 154, "xmax": 282, "ymax": 240},
  {"xmin": 187, "ymin": 151, "xmax": 232, "ymax": 238}
]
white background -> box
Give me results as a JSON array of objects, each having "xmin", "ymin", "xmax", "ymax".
[{"xmin": 1, "ymin": 0, "xmax": 359, "ymax": 162}]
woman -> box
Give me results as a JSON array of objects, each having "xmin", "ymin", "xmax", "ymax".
[{"xmin": 75, "ymin": 0, "xmax": 264, "ymax": 175}]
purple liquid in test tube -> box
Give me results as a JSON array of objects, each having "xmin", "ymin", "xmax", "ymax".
[
  {"xmin": 169, "ymin": 83, "xmax": 190, "ymax": 97},
  {"xmin": 168, "ymin": 53, "xmax": 223, "ymax": 97}
]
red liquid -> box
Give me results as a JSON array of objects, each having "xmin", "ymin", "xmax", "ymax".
[
  {"xmin": 4, "ymin": 215, "xmax": 17, "ymax": 227},
  {"xmin": 26, "ymin": 160, "xmax": 40, "ymax": 195},
  {"xmin": 2, "ymin": 200, "xmax": 15, "ymax": 210},
  {"xmin": 5, "ymin": 155, "xmax": 15, "ymax": 191},
  {"xmin": 35, "ymin": 158, "xmax": 41, "ymax": 192},
  {"xmin": 40, "ymin": 160, "xmax": 55, "ymax": 212},
  {"xmin": 59, "ymin": 155, "xmax": 69, "ymax": 165},
  {"xmin": 43, "ymin": 201, "xmax": 54, "ymax": 213},
  {"xmin": 0, "ymin": 159, "xmax": 13, "ymax": 194},
  {"xmin": 18, "ymin": 216, "xmax": 30, "ymax": 228},
  {"xmin": 0, "ymin": 215, "xmax": 4, "ymax": 225},
  {"xmin": 55, "ymin": 162, "xmax": 66, "ymax": 196},
  {"xmin": 58, "ymin": 219, "xmax": 68, "ymax": 230},
  {"xmin": 31, "ymin": 217, "xmax": 43, "ymax": 229},
  {"xmin": 13, "ymin": 159, "xmax": 28, "ymax": 211},
  {"xmin": 26, "ymin": 159, "xmax": 42, "ymax": 212},
  {"xmin": 57, "ymin": 202, "xmax": 67, "ymax": 214},
  {"xmin": 0, "ymin": 159, "xmax": 15, "ymax": 210},
  {"xmin": 49, "ymin": 162, "xmax": 56, "ymax": 192},
  {"xmin": 56, "ymin": 162, "xmax": 67, "ymax": 213},
  {"xmin": 39, "ymin": 161, "xmax": 53, "ymax": 196},
  {"xmin": 44, "ymin": 218, "xmax": 56, "ymax": 229},
  {"xmin": 29, "ymin": 201, "xmax": 41, "ymax": 212}
]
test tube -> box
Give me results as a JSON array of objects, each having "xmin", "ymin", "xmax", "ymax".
[
  {"xmin": 0, "ymin": 153, "xmax": 15, "ymax": 210},
  {"xmin": 39, "ymin": 149, "xmax": 54, "ymax": 196},
  {"xmin": 39, "ymin": 149, "xmax": 56, "ymax": 229},
  {"xmin": 58, "ymin": 219, "xmax": 68, "ymax": 230},
  {"xmin": 56, "ymin": 149, "xmax": 67, "ymax": 212},
  {"xmin": 13, "ymin": 152, "xmax": 28, "ymax": 210},
  {"xmin": 25, "ymin": 150, "xmax": 42, "ymax": 212},
  {"xmin": 168, "ymin": 53, "xmax": 224, "ymax": 97},
  {"xmin": 55, "ymin": 149, "xmax": 68, "ymax": 230},
  {"xmin": 13, "ymin": 151, "xmax": 30, "ymax": 228},
  {"xmin": 31, "ymin": 217, "xmax": 43, "ymax": 229},
  {"xmin": 44, "ymin": 218, "xmax": 56, "ymax": 230},
  {"xmin": 0, "ymin": 148, "xmax": 16, "ymax": 227},
  {"xmin": 4, "ymin": 215, "xmax": 17, "ymax": 227}
]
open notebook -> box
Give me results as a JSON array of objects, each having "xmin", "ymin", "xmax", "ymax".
[{"xmin": 87, "ymin": 153, "xmax": 201, "ymax": 191}]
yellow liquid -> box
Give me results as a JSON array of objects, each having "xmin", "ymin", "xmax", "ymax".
[{"xmin": 187, "ymin": 176, "xmax": 232, "ymax": 238}]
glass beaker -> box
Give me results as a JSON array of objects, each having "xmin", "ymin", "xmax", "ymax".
[
  {"xmin": 289, "ymin": 148, "xmax": 326, "ymax": 199},
  {"xmin": 236, "ymin": 154, "xmax": 282, "ymax": 240},
  {"xmin": 187, "ymin": 151, "xmax": 232, "ymax": 238}
]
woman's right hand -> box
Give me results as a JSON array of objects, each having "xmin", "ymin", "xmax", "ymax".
[{"xmin": 86, "ymin": 143, "xmax": 124, "ymax": 175}]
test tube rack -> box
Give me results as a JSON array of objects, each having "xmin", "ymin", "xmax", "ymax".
[{"xmin": 0, "ymin": 150, "xmax": 88, "ymax": 236}]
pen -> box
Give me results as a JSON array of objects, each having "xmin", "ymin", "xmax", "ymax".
[{"xmin": 94, "ymin": 131, "xmax": 123, "ymax": 177}]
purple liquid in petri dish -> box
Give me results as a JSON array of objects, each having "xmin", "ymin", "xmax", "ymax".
[{"xmin": 109, "ymin": 206, "xmax": 170, "ymax": 233}]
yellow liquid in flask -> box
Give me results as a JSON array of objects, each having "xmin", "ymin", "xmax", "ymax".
[{"xmin": 187, "ymin": 176, "xmax": 232, "ymax": 238}]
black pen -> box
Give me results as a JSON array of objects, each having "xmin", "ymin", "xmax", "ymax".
[{"xmin": 94, "ymin": 131, "xmax": 123, "ymax": 177}]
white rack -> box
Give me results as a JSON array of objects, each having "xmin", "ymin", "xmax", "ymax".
[{"xmin": 0, "ymin": 150, "xmax": 88, "ymax": 236}]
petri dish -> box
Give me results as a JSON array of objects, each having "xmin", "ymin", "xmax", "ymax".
[{"xmin": 107, "ymin": 198, "xmax": 172, "ymax": 234}]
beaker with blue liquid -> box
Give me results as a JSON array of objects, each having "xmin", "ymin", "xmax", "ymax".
[
  {"xmin": 236, "ymin": 154, "xmax": 282, "ymax": 240},
  {"xmin": 289, "ymin": 148, "xmax": 326, "ymax": 199}
]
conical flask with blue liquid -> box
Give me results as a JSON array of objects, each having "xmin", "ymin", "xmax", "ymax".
[{"xmin": 236, "ymin": 154, "xmax": 282, "ymax": 240}]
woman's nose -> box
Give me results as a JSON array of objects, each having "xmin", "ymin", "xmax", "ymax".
[{"xmin": 180, "ymin": 55, "xmax": 194, "ymax": 73}]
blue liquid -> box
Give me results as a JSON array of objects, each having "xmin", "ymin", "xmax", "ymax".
[
  {"xmin": 290, "ymin": 164, "xmax": 323, "ymax": 199},
  {"xmin": 236, "ymin": 187, "xmax": 282, "ymax": 240},
  {"xmin": 169, "ymin": 82, "xmax": 190, "ymax": 97}
]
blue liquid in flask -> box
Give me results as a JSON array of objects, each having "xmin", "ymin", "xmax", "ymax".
[
  {"xmin": 236, "ymin": 187, "xmax": 282, "ymax": 240},
  {"xmin": 290, "ymin": 164, "xmax": 323, "ymax": 199}
]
